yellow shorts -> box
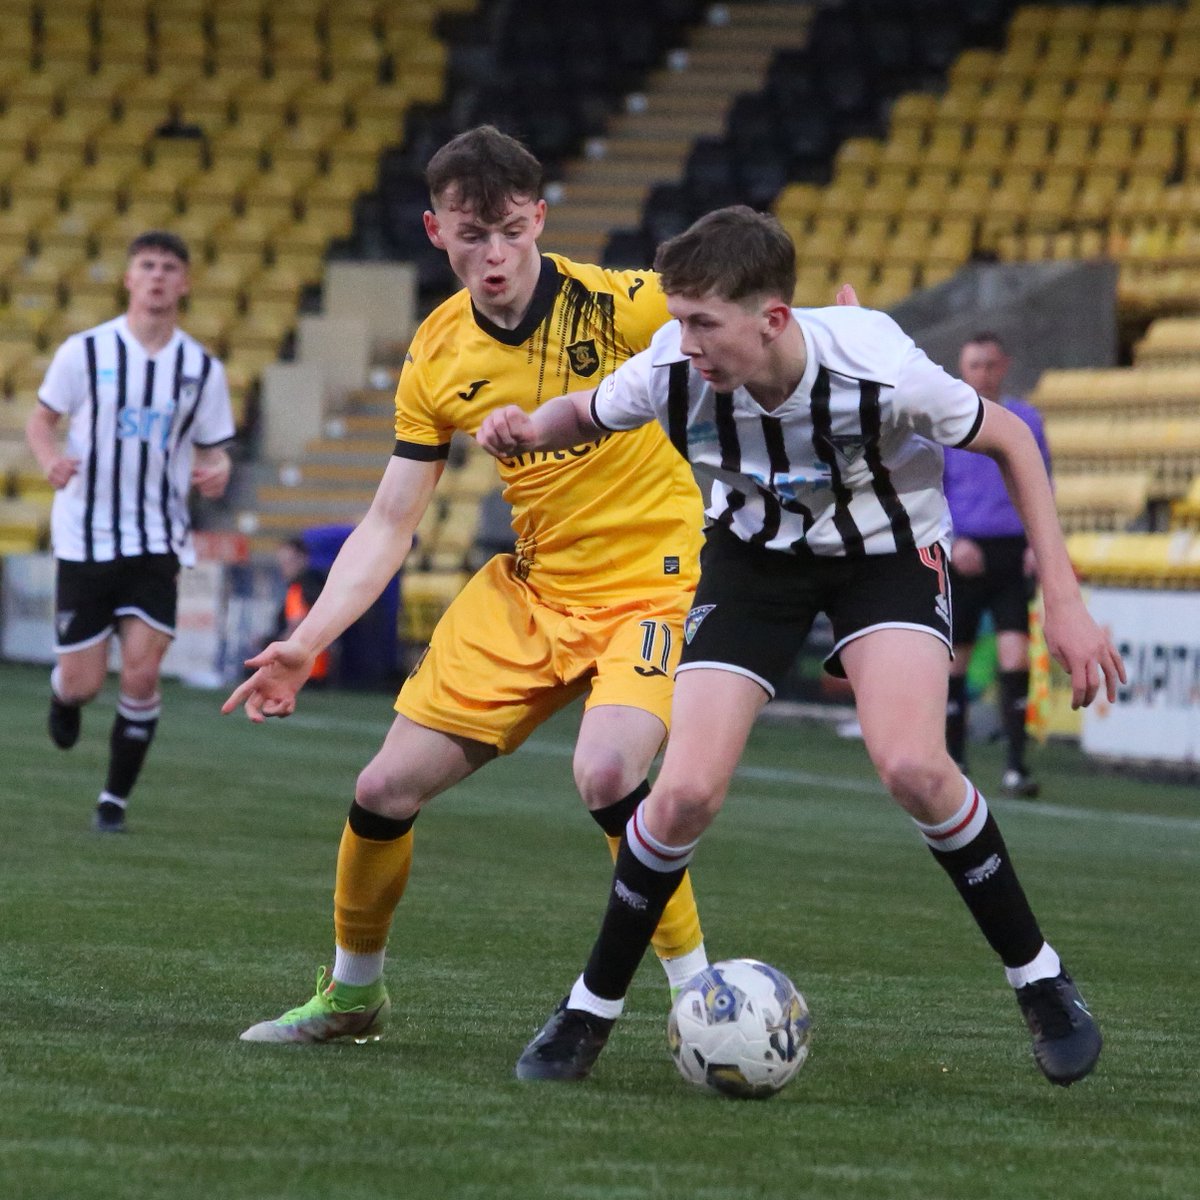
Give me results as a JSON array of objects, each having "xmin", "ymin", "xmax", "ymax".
[{"xmin": 395, "ymin": 555, "xmax": 694, "ymax": 754}]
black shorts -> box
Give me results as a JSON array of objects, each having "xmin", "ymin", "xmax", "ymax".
[
  {"xmin": 54, "ymin": 554, "xmax": 179, "ymax": 652},
  {"xmin": 949, "ymin": 535, "xmax": 1035, "ymax": 644},
  {"xmin": 677, "ymin": 524, "xmax": 953, "ymax": 694}
]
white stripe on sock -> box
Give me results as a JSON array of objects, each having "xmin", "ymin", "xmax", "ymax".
[
  {"xmin": 916, "ymin": 777, "xmax": 989, "ymax": 851},
  {"xmin": 117, "ymin": 692, "xmax": 161, "ymax": 722},
  {"xmin": 626, "ymin": 803, "xmax": 698, "ymax": 872}
]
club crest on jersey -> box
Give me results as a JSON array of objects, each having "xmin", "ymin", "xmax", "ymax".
[
  {"xmin": 820, "ymin": 433, "xmax": 866, "ymax": 463},
  {"xmin": 684, "ymin": 604, "xmax": 716, "ymax": 644},
  {"xmin": 179, "ymin": 376, "xmax": 202, "ymax": 404},
  {"xmin": 566, "ymin": 338, "xmax": 600, "ymax": 377}
]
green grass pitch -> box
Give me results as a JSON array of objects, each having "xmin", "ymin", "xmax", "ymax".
[{"xmin": 1, "ymin": 659, "xmax": 1197, "ymax": 1200}]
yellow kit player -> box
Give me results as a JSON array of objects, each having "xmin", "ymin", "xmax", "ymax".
[{"xmin": 225, "ymin": 125, "xmax": 709, "ymax": 1047}]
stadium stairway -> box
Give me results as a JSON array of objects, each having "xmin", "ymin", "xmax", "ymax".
[{"xmin": 548, "ymin": 3, "xmax": 813, "ymax": 264}]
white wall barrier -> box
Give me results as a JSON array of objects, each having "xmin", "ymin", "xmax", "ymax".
[{"xmin": 1081, "ymin": 588, "xmax": 1200, "ymax": 767}]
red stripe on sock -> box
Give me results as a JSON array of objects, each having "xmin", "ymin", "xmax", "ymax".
[
  {"xmin": 630, "ymin": 807, "xmax": 692, "ymax": 865},
  {"xmin": 926, "ymin": 787, "xmax": 980, "ymax": 842}
]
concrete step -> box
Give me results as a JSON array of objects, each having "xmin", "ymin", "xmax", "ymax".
[
  {"xmin": 608, "ymin": 111, "xmax": 727, "ymax": 141},
  {"xmin": 340, "ymin": 413, "xmax": 394, "ymax": 435},
  {"xmin": 646, "ymin": 63, "xmax": 766, "ymax": 94},
  {"xmin": 560, "ymin": 160, "xmax": 680, "ymax": 189},
  {"xmin": 250, "ymin": 494, "xmax": 367, "ymax": 518},
  {"xmin": 543, "ymin": 229, "xmax": 610, "ymax": 262},
  {"xmin": 303, "ymin": 437, "xmax": 394, "ymax": 458},
  {"xmin": 247, "ymin": 510, "xmax": 358, "ymax": 534},
  {"xmin": 290, "ymin": 462, "xmax": 386, "ymax": 484},
  {"xmin": 302, "ymin": 443, "xmax": 394, "ymax": 467},
  {"xmin": 548, "ymin": 203, "xmax": 641, "ymax": 234},
  {"xmin": 553, "ymin": 180, "xmax": 650, "ymax": 206},
  {"xmin": 591, "ymin": 135, "xmax": 695, "ymax": 162},
  {"xmin": 257, "ymin": 484, "xmax": 378, "ymax": 506}
]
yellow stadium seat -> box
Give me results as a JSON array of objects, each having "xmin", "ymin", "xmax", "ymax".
[
  {"xmin": 95, "ymin": 15, "xmax": 152, "ymax": 69},
  {"xmin": 237, "ymin": 69, "xmax": 314, "ymax": 117},
  {"xmin": 1008, "ymin": 123, "xmax": 1051, "ymax": 171},
  {"xmin": 1055, "ymin": 470, "xmax": 1151, "ymax": 531},
  {"xmin": 1132, "ymin": 5, "xmax": 1180, "ymax": 37},
  {"xmin": 207, "ymin": 114, "xmax": 284, "ymax": 167},
  {"xmin": 188, "ymin": 259, "xmax": 253, "ymax": 307},
  {"xmin": 948, "ymin": 48, "xmax": 998, "ymax": 93},
  {"xmin": 0, "ymin": 498, "xmax": 50, "ymax": 548},
  {"xmin": 401, "ymin": 569, "xmax": 467, "ymax": 643},
  {"xmin": 211, "ymin": 18, "xmax": 266, "ymax": 72},
  {"xmin": 290, "ymin": 77, "xmax": 357, "ymax": 121},
  {"xmin": 241, "ymin": 169, "xmax": 310, "ymax": 219},
  {"xmin": 181, "ymin": 297, "xmax": 235, "ymax": 347},
  {"xmin": 121, "ymin": 70, "xmax": 196, "ymax": 118},
  {"xmin": 6, "ymin": 159, "xmax": 79, "ymax": 205},
  {"xmin": 269, "ymin": 24, "xmax": 323, "ymax": 72},
  {"xmin": 0, "ymin": 203, "xmax": 56, "ymax": 249},
  {"xmin": 353, "ymin": 79, "xmax": 424, "ymax": 123},
  {"xmin": 1066, "ymin": 531, "xmax": 1194, "ymax": 586}
]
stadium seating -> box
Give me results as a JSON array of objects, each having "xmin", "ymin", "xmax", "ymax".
[{"xmin": 1066, "ymin": 529, "xmax": 1198, "ymax": 587}]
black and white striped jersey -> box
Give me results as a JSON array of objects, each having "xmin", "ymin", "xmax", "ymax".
[
  {"xmin": 591, "ymin": 305, "xmax": 984, "ymax": 558},
  {"xmin": 38, "ymin": 316, "xmax": 234, "ymax": 566}
]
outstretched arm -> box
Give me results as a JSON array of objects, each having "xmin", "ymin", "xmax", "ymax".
[
  {"xmin": 222, "ymin": 454, "xmax": 441, "ymax": 721},
  {"xmin": 966, "ymin": 400, "xmax": 1125, "ymax": 708},
  {"xmin": 477, "ymin": 389, "xmax": 600, "ymax": 459}
]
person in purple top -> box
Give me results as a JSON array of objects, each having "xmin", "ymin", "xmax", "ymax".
[{"xmin": 943, "ymin": 332, "xmax": 1052, "ymax": 798}]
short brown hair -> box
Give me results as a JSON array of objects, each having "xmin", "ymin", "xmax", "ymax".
[
  {"xmin": 963, "ymin": 331, "xmax": 1007, "ymax": 353},
  {"xmin": 425, "ymin": 125, "xmax": 543, "ymax": 224},
  {"xmin": 127, "ymin": 230, "xmax": 190, "ymax": 264},
  {"xmin": 654, "ymin": 206, "xmax": 795, "ymax": 304}
]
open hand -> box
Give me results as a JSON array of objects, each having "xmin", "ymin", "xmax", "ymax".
[
  {"xmin": 221, "ymin": 638, "xmax": 318, "ymax": 722},
  {"xmin": 1043, "ymin": 599, "xmax": 1126, "ymax": 709}
]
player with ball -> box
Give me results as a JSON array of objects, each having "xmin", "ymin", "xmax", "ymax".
[{"xmin": 479, "ymin": 206, "xmax": 1124, "ymax": 1092}]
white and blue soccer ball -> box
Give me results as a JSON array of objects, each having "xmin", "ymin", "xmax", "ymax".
[{"xmin": 667, "ymin": 958, "xmax": 812, "ymax": 1099}]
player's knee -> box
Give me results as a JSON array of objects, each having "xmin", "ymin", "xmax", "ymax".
[
  {"xmin": 59, "ymin": 672, "xmax": 104, "ymax": 705},
  {"xmin": 875, "ymin": 748, "xmax": 945, "ymax": 807},
  {"xmin": 573, "ymin": 752, "xmax": 637, "ymax": 811},
  {"xmin": 650, "ymin": 775, "xmax": 725, "ymax": 840},
  {"xmin": 354, "ymin": 762, "xmax": 421, "ymax": 820},
  {"xmin": 119, "ymin": 662, "xmax": 162, "ymax": 698}
]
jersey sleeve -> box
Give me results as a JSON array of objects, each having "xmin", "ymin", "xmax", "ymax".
[
  {"xmin": 589, "ymin": 348, "xmax": 658, "ymax": 432},
  {"xmin": 37, "ymin": 338, "xmax": 86, "ymax": 415},
  {"xmin": 891, "ymin": 341, "xmax": 985, "ymax": 448},
  {"xmin": 392, "ymin": 340, "xmax": 453, "ymax": 460},
  {"xmin": 192, "ymin": 358, "xmax": 236, "ymax": 446},
  {"xmin": 604, "ymin": 268, "xmax": 672, "ymax": 353}
]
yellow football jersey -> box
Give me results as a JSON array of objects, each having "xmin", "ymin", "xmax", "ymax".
[{"xmin": 394, "ymin": 254, "xmax": 703, "ymax": 607}]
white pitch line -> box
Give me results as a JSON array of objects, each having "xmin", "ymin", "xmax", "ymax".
[{"xmin": 282, "ymin": 713, "xmax": 1200, "ymax": 835}]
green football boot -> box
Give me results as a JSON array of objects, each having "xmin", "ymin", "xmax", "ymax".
[{"xmin": 240, "ymin": 967, "xmax": 390, "ymax": 1044}]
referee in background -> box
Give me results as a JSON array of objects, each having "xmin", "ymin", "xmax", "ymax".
[{"xmin": 25, "ymin": 231, "xmax": 235, "ymax": 832}]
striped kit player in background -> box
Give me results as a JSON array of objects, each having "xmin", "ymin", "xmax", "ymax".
[{"xmin": 25, "ymin": 231, "xmax": 235, "ymax": 833}]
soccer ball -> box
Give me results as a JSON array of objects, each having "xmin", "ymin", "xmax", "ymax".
[{"xmin": 667, "ymin": 958, "xmax": 811, "ymax": 1099}]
